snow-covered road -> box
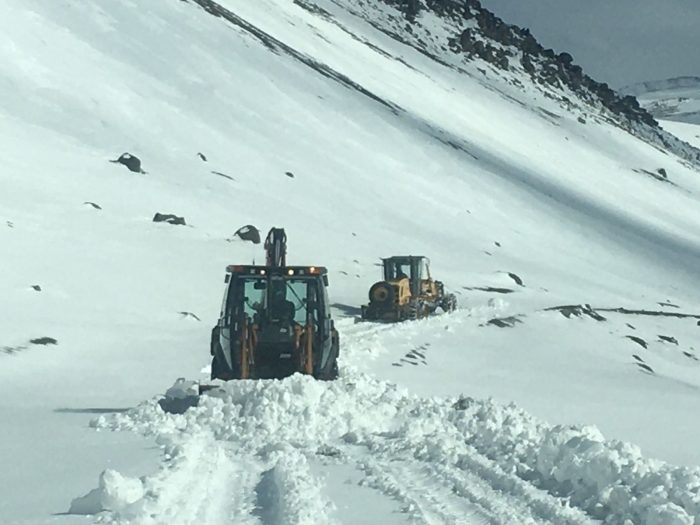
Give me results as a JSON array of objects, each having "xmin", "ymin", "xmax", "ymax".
[{"xmin": 82, "ymin": 315, "xmax": 698, "ymax": 525}]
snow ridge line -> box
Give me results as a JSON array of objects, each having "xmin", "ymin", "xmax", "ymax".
[
  {"xmin": 183, "ymin": 0, "xmax": 401, "ymax": 113},
  {"xmin": 94, "ymin": 371, "xmax": 700, "ymax": 524}
]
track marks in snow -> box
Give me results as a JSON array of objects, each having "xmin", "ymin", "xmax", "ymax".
[
  {"xmin": 355, "ymin": 456, "xmax": 491, "ymax": 525},
  {"xmin": 123, "ymin": 436, "xmax": 262, "ymax": 524},
  {"xmin": 343, "ymin": 441, "xmax": 593, "ymax": 525},
  {"xmin": 254, "ymin": 449, "xmax": 337, "ymax": 525}
]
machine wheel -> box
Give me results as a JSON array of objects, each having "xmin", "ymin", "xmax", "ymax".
[
  {"xmin": 406, "ymin": 300, "xmax": 428, "ymax": 321},
  {"xmin": 369, "ymin": 282, "xmax": 394, "ymax": 304},
  {"xmin": 441, "ymin": 294, "xmax": 457, "ymax": 313},
  {"xmin": 210, "ymin": 353, "xmax": 224, "ymax": 380}
]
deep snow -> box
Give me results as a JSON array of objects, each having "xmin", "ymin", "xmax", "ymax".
[{"xmin": 2, "ymin": 0, "xmax": 700, "ymax": 523}]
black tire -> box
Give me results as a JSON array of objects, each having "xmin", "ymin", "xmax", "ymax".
[
  {"xmin": 405, "ymin": 300, "xmax": 427, "ymax": 321},
  {"xmin": 210, "ymin": 351, "xmax": 226, "ymax": 380},
  {"xmin": 369, "ymin": 282, "xmax": 394, "ymax": 305}
]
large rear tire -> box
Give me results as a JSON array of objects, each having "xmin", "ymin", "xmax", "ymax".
[{"xmin": 369, "ymin": 282, "xmax": 394, "ymax": 304}]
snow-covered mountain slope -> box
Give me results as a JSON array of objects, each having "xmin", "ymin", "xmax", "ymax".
[
  {"xmin": 621, "ymin": 77, "xmax": 700, "ymax": 125},
  {"xmin": 2, "ymin": 0, "xmax": 700, "ymax": 524},
  {"xmin": 661, "ymin": 120, "xmax": 700, "ymax": 150}
]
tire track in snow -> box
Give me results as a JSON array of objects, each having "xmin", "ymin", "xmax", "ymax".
[
  {"xmin": 119, "ymin": 435, "xmax": 263, "ymax": 524},
  {"xmin": 342, "ymin": 446, "xmax": 592, "ymax": 525},
  {"xmin": 354, "ymin": 456, "xmax": 491, "ymax": 525}
]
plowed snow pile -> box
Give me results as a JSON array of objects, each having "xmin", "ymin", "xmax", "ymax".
[{"xmin": 89, "ymin": 373, "xmax": 699, "ymax": 525}]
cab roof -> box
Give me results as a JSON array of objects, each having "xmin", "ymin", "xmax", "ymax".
[{"xmin": 226, "ymin": 265, "xmax": 327, "ymax": 276}]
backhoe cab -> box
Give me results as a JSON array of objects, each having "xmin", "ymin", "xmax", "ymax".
[
  {"xmin": 361, "ymin": 256, "xmax": 456, "ymax": 322},
  {"xmin": 209, "ymin": 228, "xmax": 339, "ymax": 380}
]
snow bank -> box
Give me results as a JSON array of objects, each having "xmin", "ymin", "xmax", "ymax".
[
  {"xmin": 450, "ymin": 397, "xmax": 700, "ymax": 524},
  {"xmin": 68, "ymin": 469, "xmax": 144, "ymax": 516},
  {"xmin": 95, "ymin": 373, "xmax": 700, "ymax": 524}
]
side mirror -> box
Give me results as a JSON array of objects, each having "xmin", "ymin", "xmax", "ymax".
[{"xmin": 322, "ymin": 275, "xmax": 329, "ymax": 287}]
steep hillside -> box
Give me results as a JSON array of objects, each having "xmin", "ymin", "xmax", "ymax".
[{"xmin": 2, "ymin": 1, "xmax": 700, "ymax": 524}]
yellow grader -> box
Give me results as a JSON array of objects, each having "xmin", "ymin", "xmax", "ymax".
[{"xmin": 361, "ymin": 256, "xmax": 456, "ymax": 322}]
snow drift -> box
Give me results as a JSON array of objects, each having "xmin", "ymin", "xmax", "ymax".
[{"xmin": 94, "ymin": 373, "xmax": 700, "ymax": 524}]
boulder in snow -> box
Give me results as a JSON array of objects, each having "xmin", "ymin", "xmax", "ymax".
[
  {"xmin": 153, "ymin": 213, "xmax": 186, "ymax": 226},
  {"xmin": 109, "ymin": 152, "xmax": 146, "ymax": 174},
  {"xmin": 232, "ymin": 224, "xmax": 261, "ymax": 244}
]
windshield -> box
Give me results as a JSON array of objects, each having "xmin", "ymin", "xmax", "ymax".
[
  {"xmin": 385, "ymin": 261, "xmax": 411, "ymax": 280},
  {"xmin": 231, "ymin": 275, "xmax": 321, "ymax": 325}
]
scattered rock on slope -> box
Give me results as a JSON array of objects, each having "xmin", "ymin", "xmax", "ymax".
[
  {"xmin": 30, "ymin": 337, "xmax": 58, "ymax": 345},
  {"xmin": 625, "ymin": 335, "xmax": 648, "ymax": 349},
  {"xmin": 232, "ymin": 225, "xmax": 261, "ymax": 244},
  {"xmin": 109, "ymin": 153, "xmax": 146, "ymax": 174},
  {"xmin": 545, "ymin": 304, "xmax": 606, "ymax": 321},
  {"xmin": 153, "ymin": 213, "xmax": 186, "ymax": 226}
]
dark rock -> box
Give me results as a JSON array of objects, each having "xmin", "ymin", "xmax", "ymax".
[
  {"xmin": 179, "ymin": 311, "xmax": 201, "ymax": 321},
  {"xmin": 452, "ymin": 395, "xmax": 474, "ymax": 410},
  {"xmin": 464, "ymin": 286, "xmax": 514, "ymax": 294},
  {"xmin": 636, "ymin": 362, "xmax": 655, "ymax": 374},
  {"xmin": 31, "ymin": 285, "xmax": 42, "ymax": 292},
  {"xmin": 506, "ymin": 272, "xmax": 524, "ymax": 286},
  {"xmin": 657, "ymin": 168, "xmax": 668, "ymax": 178},
  {"xmin": 30, "ymin": 337, "xmax": 58, "ymax": 345},
  {"xmin": 285, "ymin": 171, "xmax": 295, "ymax": 178},
  {"xmin": 158, "ymin": 395, "xmax": 199, "ymax": 415},
  {"xmin": 153, "ymin": 213, "xmax": 186, "ymax": 226},
  {"xmin": 578, "ymin": 117, "xmax": 587, "ymax": 124},
  {"xmin": 197, "ymin": 152, "xmax": 208, "ymax": 161},
  {"xmin": 233, "ymin": 225, "xmax": 261, "ymax": 244},
  {"xmin": 459, "ymin": 29, "xmax": 474, "ymax": 52},
  {"xmin": 658, "ymin": 335, "xmax": 678, "ymax": 345},
  {"xmin": 521, "ymin": 55, "xmax": 536, "ymax": 74},
  {"xmin": 658, "ymin": 300, "xmax": 679, "ymax": 308},
  {"xmin": 83, "ymin": 202, "xmax": 102, "ymax": 210},
  {"xmin": 212, "ymin": 171, "xmax": 235, "ymax": 181},
  {"xmin": 486, "ymin": 316, "xmax": 522, "ymax": 328},
  {"xmin": 557, "ymin": 52, "xmax": 573, "ymax": 66},
  {"xmin": 110, "ymin": 153, "xmax": 146, "ymax": 174},
  {"xmin": 545, "ymin": 304, "xmax": 606, "ymax": 321},
  {"xmin": 625, "ymin": 335, "xmax": 648, "ymax": 349}
]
